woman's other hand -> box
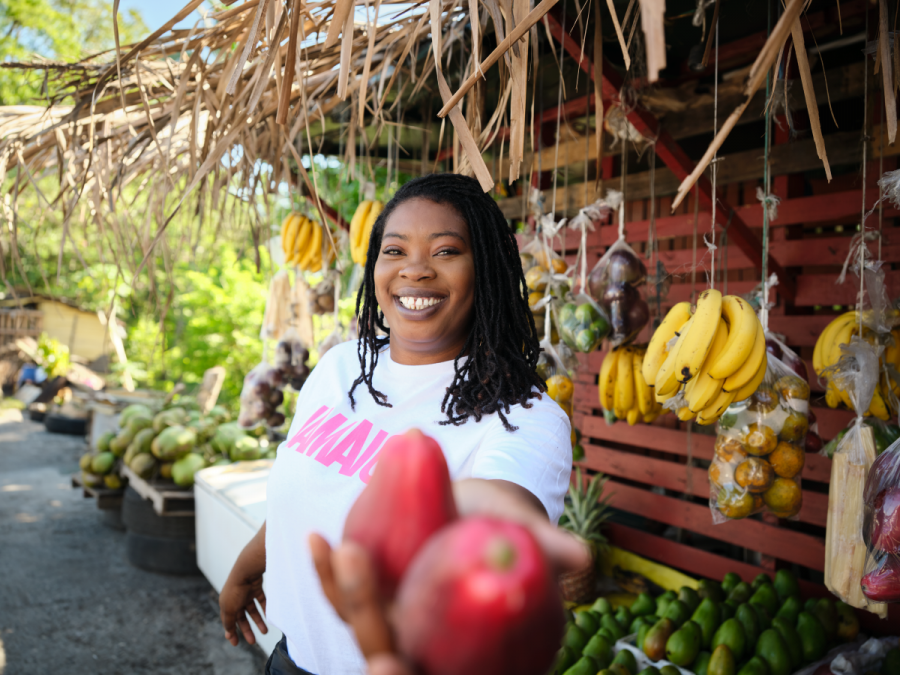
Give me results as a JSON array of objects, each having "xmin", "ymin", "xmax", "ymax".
[
  {"xmin": 220, "ymin": 522, "xmax": 269, "ymax": 646},
  {"xmin": 310, "ymin": 478, "xmax": 588, "ymax": 673}
]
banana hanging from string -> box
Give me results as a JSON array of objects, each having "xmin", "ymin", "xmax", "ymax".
[{"xmin": 598, "ymin": 346, "xmax": 662, "ymax": 426}]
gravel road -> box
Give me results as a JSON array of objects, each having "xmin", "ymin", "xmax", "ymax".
[{"xmin": 0, "ymin": 417, "xmax": 267, "ymax": 675}]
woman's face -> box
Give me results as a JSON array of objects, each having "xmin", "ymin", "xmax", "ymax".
[{"xmin": 374, "ymin": 198, "xmax": 476, "ymax": 365}]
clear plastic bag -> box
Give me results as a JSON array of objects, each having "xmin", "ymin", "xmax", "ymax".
[
  {"xmin": 709, "ymin": 333, "xmax": 810, "ymax": 524},
  {"xmin": 520, "ymin": 237, "xmax": 568, "ymax": 277},
  {"xmin": 238, "ymin": 361, "xmax": 287, "ymax": 429},
  {"xmin": 558, "ymin": 293, "xmax": 611, "ymax": 353},
  {"xmin": 537, "ymin": 338, "xmax": 574, "ymax": 423},
  {"xmin": 274, "ymin": 327, "xmax": 311, "ymax": 391},
  {"xmin": 824, "ymin": 337, "xmax": 889, "ymax": 616},
  {"xmin": 862, "ymin": 436, "xmax": 900, "ymax": 605},
  {"xmin": 587, "ymin": 237, "xmax": 649, "ymax": 347}
]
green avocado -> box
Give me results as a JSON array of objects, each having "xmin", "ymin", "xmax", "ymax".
[
  {"xmin": 691, "ymin": 597, "xmax": 722, "ymax": 648},
  {"xmin": 679, "ymin": 587, "xmax": 701, "ymax": 613},
  {"xmin": 664, "ymin": 599, "xmax": 691, "ymax": 627},
  {"xmin": 751, "ymin": 602, "xmax": 772, "ymax": 631},
  {"xmin": 616, "ymin": 606, "xmax": 634, "ymax": 630},
  {"xmin": 712, "ymin": 618, "xmax": 747, "ymax": 662},
  {"xmin": 600, "ymin": 613, "xmax": 625, "ymax": 640},
  {"xmin": 612, "ymin": 649, "xmax": 637, "ymax": 675},
  {"xmin": 699, "ymin": 579, "xmax": 725, "ymax": 603},
  {"xmin": 562, "ymin": 623, "xmax": 588, "ymax": 653},
  {"xmin": 96, "ymin": 430, "xmax": 116, "ymax": 453},
  {"xmin": 582, "ymin": 634, "xmax": 613, "ymax": 669},
  {"xmin": 637, "ymin": 623, "xmax": 652, "ymax": 652},
  {"xmin": 773, "ymin": 570, "xmax": 800, "ymax": 603},
  {"xmin": 555, "ymin": 646, "xmax": 578, "ymax": 675},
  {"xmin": 597, "ymin": 627, "xmax": 617, "ymax": 643},
  {"xmin": 638, "ymin": 668, "xmax": 661, "ymax": 675},
  {"xmin": 665, "ymin": 620, "xmax": 702, "ymax": 666},
  {"xmin": 771, "ymin": 617, "xmax": 803, "ymax": 670},
  {"xmin": 656, "ymin": 590, "xmax": 678, "ymax": 617},
  {"xmin": 804, "ymin": 598, "xmax": 818, "ymax": 613},
  {"xmin": 755, "ymin": 629, "xmax": 792, "ymax": 675},
  {"xmin": 631, "ymin": 615, "xmax": 654, "ymax": 635},
  {"xmin": 882, "ymin": 648, "xmax": 900, "ymax": 675},
  {"xmin": 563, "ymin": 655, "xmax": 599, "ymax": 675},
  {"xmin": 632, "ymin": 592, "xmax": 656, "ymax": 617},
  {"xmin": 643, "ymin": 618, "xmax": 677, "ymax": 662},
  {"xmin": 573, "ymin": 609, "xmax": 600, "ymax": 636},
  {"xmin": 609, "ymin": 663, "xmax": 632, "ymax": 675},
  {"xmin": 811, "ymin": 598, "xmax": 838, "ymax": 640},
  {"xmin": 749, "ymin": 584, "xmax": 779, "ymax": 617},
  {"xmin": 751, "ymin": 574, "xmax": 772, "ymax": 590},
  {"xmin": 721, "ymin": 573, "xmax": 742, "ymax": 595},
  {"xmin": 835, "ymin": 601, "xmax": 860, "ymax": 642},
  {"xmin": 592, "ymin": 597, "xmax": 614, "ymax": 615},
  {"xmin": 736, "ymin": 656, "xmax": 770, "ymax": 675},
  {"xmin": 660, "ymin": 667, "xmax": 681, "ymax": 675},
  {"xmin": 796, "ymin": 611, "xmax": 827, "ymax": 663},
  {"xmin": 775, "ymin": 596, "xmax": 802, "ymax": 627},
  {"xmin": 719, "ymin": 602, "xmax": 736, "ymax": 621},
  {"xmin": 735, "ymin": 604, "xmax": 760, "ymax": 648},
  {"xmin": 727, "ymin": 582, "xmax": 753, "ymax": 605},
  {"xmin": 694, "ymin": 651, "xmax": 713, "ymax": 675},
  {"xmin": 708, "ymin": 644, "xmax": 737, "ymax": 675}
]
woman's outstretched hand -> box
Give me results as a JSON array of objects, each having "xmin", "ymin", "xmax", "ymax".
[
  {"xmin": 220, "ymin": 521, "xmax": 269, "ymax": 646},
  {"xmin": 310, "ymin": 478, "xmax": 588, "ymax": 675}
]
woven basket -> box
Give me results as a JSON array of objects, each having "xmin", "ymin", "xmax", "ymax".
[{"xmin": 559, "ymin": 560, "xmax": 596, "ymax": 605}]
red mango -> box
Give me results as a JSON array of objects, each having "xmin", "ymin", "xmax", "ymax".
[
  {"xmin": 871, "ymin": 487, "xmax": 900, "ymax": 553},
  {"xmin": 343, "ymin": 428, "xmax": 457, "ymax": 599},
  {"xmin": 395, "ymin": 517, "xmax": 565, "ymax": 675},
  {"xmin": 861, "ymin": 553, "xmax": 900, "ymax": 602}
]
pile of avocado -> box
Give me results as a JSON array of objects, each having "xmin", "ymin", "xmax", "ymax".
[
  {"xmin": 80, "ymin": 399, "xmax": 276, "ymax": 490},
  {"xmin": 556, "ymin": 570, "xmax": 865, "ymax": 675}
]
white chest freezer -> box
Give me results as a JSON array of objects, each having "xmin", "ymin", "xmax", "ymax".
[{"xmin": 194, "ymin": 460, "xmax": 281, "ymax": 655}]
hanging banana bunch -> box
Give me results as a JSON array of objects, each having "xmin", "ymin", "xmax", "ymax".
[
  {"xmin": 280, "ymin": 211, "xmax": 335, "ymax": 272},
  {"xmin": 641, "ymin": 292, "xmax": 768, "ymax": 426},
  {"xmin": 598, "ymin": 345, "xmax": 665, "ymax": 425},
  {"xmin": 813, "ymin": 312, "xmax": 900, "ymax": 420},
  {"xmin": 350, "ymin": 200, "xmax": 384, "ymax": 266}
]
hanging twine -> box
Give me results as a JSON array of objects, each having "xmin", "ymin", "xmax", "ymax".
[
  {"xmin": 705, "ymin": 16, "xmax": 720, "ymax": 289},
  {"xmin": 568, "ymin": 199, "xmax": 613, "ymax": 293},
  {"xmin": 756, "ymin": 187, "xmax": 781, "ymax": 222},
  {"xmin": 759, "ymin": 0, "xmax": 773, "ymax": 333}
]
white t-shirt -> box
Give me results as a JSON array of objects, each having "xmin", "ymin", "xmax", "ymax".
[{"xmin": 265, "ymin": 340, "xmax": 572, "ymax": 674}]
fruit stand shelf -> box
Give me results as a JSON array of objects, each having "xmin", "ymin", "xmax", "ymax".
[
  {"xmin": 70, "ymin": 472, "xmax": 124, "ymax": 511},
  {"xmin": 120, "ymin": 465, "xmax": 195, "ymax": 517}
]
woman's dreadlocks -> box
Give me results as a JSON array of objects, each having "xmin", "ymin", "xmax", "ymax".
[{"xmin": 348, "ymin": 173, "xmax": 545, "ymax": 432}]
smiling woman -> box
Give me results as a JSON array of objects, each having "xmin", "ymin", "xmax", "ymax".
[{"xmin": 218, "ymin": 174, "xmax": 576, "ymax": 675}]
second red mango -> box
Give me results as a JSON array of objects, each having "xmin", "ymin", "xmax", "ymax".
[{"xmin": 343, "ymin": 428, "xmax": 458, "ymax": 599}]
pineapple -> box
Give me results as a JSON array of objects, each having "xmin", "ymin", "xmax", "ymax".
[{"xmin": 558, "ymin": 468, "xmax": 612, "ymax": 603}]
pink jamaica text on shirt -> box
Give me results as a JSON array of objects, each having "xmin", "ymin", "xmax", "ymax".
[{"xmin": 286, "ymin": 405, "xmax": 393, "ymax": 483}]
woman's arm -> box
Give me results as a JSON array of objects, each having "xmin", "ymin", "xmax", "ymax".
[{"xmin": 220, "ymin": 521, "xmax": 268, "ymax": 646}]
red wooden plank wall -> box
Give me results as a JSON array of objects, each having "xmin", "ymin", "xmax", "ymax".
[{"xmin": 545, "ymin": 156, "xmax": 900, "ymax": 632}]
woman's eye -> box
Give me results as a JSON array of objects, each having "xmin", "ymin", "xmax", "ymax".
[
  {"xmin": 383, "ymin": 247, "xmax": 403, "ymax": 255},
  {"xmin": 436, "ymin": 248, "xmax": 460, "ymax": 256}
]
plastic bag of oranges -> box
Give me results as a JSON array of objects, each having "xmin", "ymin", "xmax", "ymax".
[
  {"xmin": 708, "ymin": 333, "xmax": 810, "ymax": 523},
  {"xmin": 537, "ymin": 339, "xmax": 575, "ymax": 424}
]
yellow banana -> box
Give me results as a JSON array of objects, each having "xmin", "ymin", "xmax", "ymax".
[
  {"xmin": 675, "ymin": 289, "xmax": 722, "ymax": 384},
  {"xmin": 697, "ymin": 389, "xmax": 736, "ymax": 425},
  {"xmin": 626, "ymin": 408, "xmax": 641, "ymax": 426},
  {"xmin": 731, "ymin": 356, "xmax": 767, "ymax": 402},
  {"xmin": 686, "ymin": 318, "xmax": 729, "ymax": 413},
  {"xmin": 826, "ymin": 321, "xmax": 856, "ymax": 371},
  {"xmin": 813, "ymin": 311, "xmax": 857, "ymax": 375},
  {"xmin": 351, "ymin": 201, "xmax": 372, "ymax": 253},
  {"xmin": 615, "ymin": 348, "xmax": 635, "ymax": 419},
  {"xmin": 292, "ymin": 216, "xmax": 313, "ymax": 264},
  {"xmin": 299, "ymin": 222, "xmax": 322, "ymax": 271},
  {"xmin": 677, "ymin": 407, "xmax": 695, "ymax": 422},
  {"xmin": 284, "ymin": 214, "xmax": 302, "ymax": 260},
  {"xmin": 708, "ymin": 295, "xmax": 758, "ymax": 379},
  {"xmin": 642, "ymin": 302, "xmax": 692, "ymax": 386},
  {"xmin": 869, "ymin": 382, "xmax": 892, "ymax": 421},
  {"xmin": 655, "ymin": 318, "xmax": 694, "ymax": 400},
  {"xmin": 723, "ymin": 322, "xmax": 767, "ymax": 393},
  {"xmin": 632, "ymin": 349, "xmax": 652, "ymax": 416},
  {"xmin": 357, "ymin": 201, "xmax": 383, "ymax": 266},
  {"xmin": 281, "ymin": 212, "xmax": 295, "ymax": 255},
  {"xmin": 598, "ymin": 349, "xmax": 619, "ymax": 411},
  {"xmin": 825, "ymin": 382, "xmax": 841, "ymax": 408}
]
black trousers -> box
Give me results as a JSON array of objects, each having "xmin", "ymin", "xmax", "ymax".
[{"xmin": 265, "ymin": 635, "xmax": 317, "ymax": 675}]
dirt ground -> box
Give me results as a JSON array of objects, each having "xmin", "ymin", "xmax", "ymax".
[{"xmin": 0, "ymin": 417, "xmax": 268, "ymax": 675}]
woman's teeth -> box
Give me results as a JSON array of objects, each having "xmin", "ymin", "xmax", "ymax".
[{"xmin": 399, "ymin": 296, "xmax": 444, "ymax": 310}]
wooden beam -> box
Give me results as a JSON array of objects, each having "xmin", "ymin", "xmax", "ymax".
[{"xmin": 543, "ymin": 13, "xmax": 797, "ymax": 299}]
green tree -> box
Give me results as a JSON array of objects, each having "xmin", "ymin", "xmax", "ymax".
[{"xmin": 0, "ymin": 0, "xmax": 147, "ymax": 104}]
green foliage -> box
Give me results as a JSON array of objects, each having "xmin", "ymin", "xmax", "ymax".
[
  {"xmin": 36, "ymin": 332, "xmax": 70, "ymax": 378},
  {"xmin": 0, "ymin": 0, "xmax": 147, "ymax": 105}
]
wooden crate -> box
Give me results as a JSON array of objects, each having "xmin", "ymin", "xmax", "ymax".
[
  {"xmin": 71, "ymin": 472, "xmax": 125, "ymax": 511},
  {"xmin": 0, "ymin": 309, "xmax": 42, "ymax": 345},
  {"xmin": 554, "ymin": 156, "xmax": 900, "ymax": 633},
  {"xmin": 120, "ymin": 465, "xmax": 195, "ymax": 516}
]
